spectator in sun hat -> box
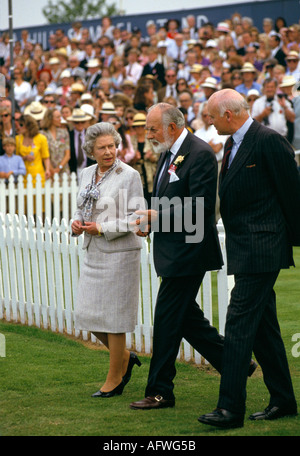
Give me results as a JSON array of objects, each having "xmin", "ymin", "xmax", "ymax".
[
  {"xmin": 69, "ymin": 82, "xmax": 85, "ymax": 109},
  {"xmin": 235, "ymin": 62, "xmax": 262, "ymax": 96},
  {"xmin": 24, "ymin": 101, "xmax": 47, "ymax": 124},
  {"xmin": 201, "ymin": 77, "xmax": 219, "ymax": 101},
  {"xmin": 285, "ymin": 51, "xmax": 300, "ymax": 81},
  {"xmin": 99, "ymin": 102, "xmax": 117, "ymax": 122},
  {"xmin": 279, "ymin": 75, "xmax": 297, "ymax": 102},
  {"xmin": 80, "ymin": 93, "xmax": 94, "ymax": 106},
  {"xmin": 246, "ymin": 88, "xmax": 261, "ymax": 114},
  {"xmin": 85, "ymin": 58, "xmax": 102, "ymax": 92},
  {"xmin": 55, "ymin": 69, "xmax": 72, "ymax": 105},
  {"xmin": 67, "ymin": 108, "xmax": 94, "ymax": 176}
]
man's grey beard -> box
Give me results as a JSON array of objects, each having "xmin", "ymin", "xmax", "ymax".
[{"xmin": 150, "ymin": 133, "xmax": 173, "ymax": 155}]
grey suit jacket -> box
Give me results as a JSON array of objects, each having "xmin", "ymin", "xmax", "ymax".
[{"xmin": 73, "ymin": 161, "xmax": 145, "ymax": 252}]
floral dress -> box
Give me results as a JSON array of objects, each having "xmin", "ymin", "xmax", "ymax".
[{"xmin": 41, "ymin": 128, "xmax": 70, "ymax": 175}]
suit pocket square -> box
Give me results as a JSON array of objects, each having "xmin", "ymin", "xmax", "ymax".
[
  {"xmin": 169, "ymin": 172, "xmax": 180, "ymax": 183},
  {"xmin": 246, "ymin": 164, "xmax": 256, "ymax": 168}
]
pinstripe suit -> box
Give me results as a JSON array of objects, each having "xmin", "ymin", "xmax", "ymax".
[{"xmin": 217, "ymin": 119, "xmax": 300, "ymax": 414}]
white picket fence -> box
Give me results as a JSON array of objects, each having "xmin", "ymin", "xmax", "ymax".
[
  {"xmin": 0, "ymin": 173, "xmax": 78, "ymax": 223},
  {"xmin": 0, "ymin": 212, "xmax": 233, "ymax": 365}
]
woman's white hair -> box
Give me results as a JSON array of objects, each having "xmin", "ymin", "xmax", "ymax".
[{"xmin": 83, "ymin": 122, "xmax": 122, "ymax": 158}]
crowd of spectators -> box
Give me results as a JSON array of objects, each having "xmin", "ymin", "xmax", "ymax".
[{"xmin": 0, "ymin": 13, "xmax": 299, "ymax": 195}]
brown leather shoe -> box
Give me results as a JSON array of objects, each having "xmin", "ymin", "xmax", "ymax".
[{"xmin": 130, "ymin": 395, "xmax": 175, "ymax": 410}]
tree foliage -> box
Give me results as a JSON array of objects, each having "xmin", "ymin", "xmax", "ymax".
[{"xmin": 42, "ymin": 0, "xmax": 119, "ymax": 24}]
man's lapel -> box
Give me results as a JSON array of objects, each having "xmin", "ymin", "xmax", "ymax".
[
  {"xmin": 157, "ymin": 131, "xmax": 192, "ymax": 196},
  {"xmin": 219, "ymin": 120, "xmax": 260, "ymax": 199}
]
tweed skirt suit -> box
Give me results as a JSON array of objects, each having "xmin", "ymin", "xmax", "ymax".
[{"xmin": 74, "ymin": 160, "xmax": 144, "ymax": 333}]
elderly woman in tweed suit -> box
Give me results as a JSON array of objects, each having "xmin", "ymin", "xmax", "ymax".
[{"xmin": 72, "ymin": 122, "xmax": 144, "ymax": 398}]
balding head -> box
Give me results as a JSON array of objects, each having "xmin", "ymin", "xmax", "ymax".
[{"xmin": 207, "ymin": 89, "xmax": 249, "ymax": 135}]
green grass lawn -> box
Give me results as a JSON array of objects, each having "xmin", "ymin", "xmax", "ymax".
[{"xmin": 0, "ymin": 248, "xmax": 299, "ymax": 437}]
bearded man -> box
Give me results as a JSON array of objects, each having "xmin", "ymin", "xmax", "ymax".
[{"xmin": 129, "ymin": 103, "xmax": 257, "ymax": 410}]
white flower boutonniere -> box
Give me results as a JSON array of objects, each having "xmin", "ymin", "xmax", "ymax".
[{"xmin": 173, "ymin": 155, "xmax": 185, "ymax": 169}]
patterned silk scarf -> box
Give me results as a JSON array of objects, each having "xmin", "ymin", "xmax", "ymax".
[{"xmin": 79, "ymin": 159, "xmax": 120, "ymax": 221}]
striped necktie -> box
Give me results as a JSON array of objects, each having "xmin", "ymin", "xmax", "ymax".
[{"xmin": 221, "ymin": 136, "xmax": 233, "ymax": 176}]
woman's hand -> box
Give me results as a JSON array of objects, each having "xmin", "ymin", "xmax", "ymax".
[
  {"xmin": 71, "ymin": 220, "xmax": 85, "ymax": 235},
  {"xmin": 81, "ymin": 221, "xmax": 100, "ymax": 236}
]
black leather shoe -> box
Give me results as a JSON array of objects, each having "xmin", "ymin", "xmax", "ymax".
[
  {"xmin": 249, "ymin": 404, "xmax": 298, "ymax": 421},
  {"xmin": 123, "ymin": 352, "xmax": 142, "ymax": 386},
  {"xmin": 92, "ymin": 380, "xmax": 125, "ymax": 398},
  {"xmin": 130, "ymin": 395, "xmax": 175, "ymax": 410},
  {"xmin": 198, "ymin": 408, "xmax": 244, "ymax": 429}
]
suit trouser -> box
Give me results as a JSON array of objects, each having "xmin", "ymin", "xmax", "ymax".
[
  {"xmin": 145, "ymin": 273, "xmax": 224, "ymax": 400},
  {"xmin": 217, "ymin": 271, "xmax": 296, "ymax": 414}
]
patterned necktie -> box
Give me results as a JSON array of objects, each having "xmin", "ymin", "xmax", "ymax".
[
  {"xmin": 77, "ymin": 132, "xmax": 84, "ymax": 167},
  {"xmin": 155, "ymin": 150, "xmax": 172, "ymax": 196},
  {"xmin": 221, "ymin": 136, "xmax": 233, "ymax": 176}
]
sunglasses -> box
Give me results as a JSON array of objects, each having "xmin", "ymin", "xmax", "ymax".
[
  {"xmin": 43, "ymin": 100, "xmax": 55, "ymax": 104},
  {"xmin": 287, "ymin": 59, "xmax": 298, "ymax": 63},
  {"xmin": 125, "ymin": 116, "xmax": 134, "ymax": 120},
  {"xmin": 0, "ymin": 113, "xmax": 10, "ymax": 118}
]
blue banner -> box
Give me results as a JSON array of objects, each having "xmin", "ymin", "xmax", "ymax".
[{"xmin": 2, "ymin": 0, "xmax": 299, "ymax": 48}]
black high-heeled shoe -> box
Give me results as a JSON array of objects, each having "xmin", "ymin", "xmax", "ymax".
[
  {"xmin": 123, "ymin": 352, "xmax": 142, "ymax": 386},
  {"xmin": 92, "ymin": 380, "xmax": 125, "ymax": 398}
]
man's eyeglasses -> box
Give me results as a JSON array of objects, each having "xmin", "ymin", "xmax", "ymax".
[
  {"xmin": 0, "ymin": 113, "xmax": 10, "ymax": 118},
  {"xmin": 43, "ymin": 100, "xmax": 55, "ymax": 104}
]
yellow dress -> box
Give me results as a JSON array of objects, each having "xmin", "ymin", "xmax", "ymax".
[{"xmin": 16, "ymin": 133, "xmax": 49, "ymax": 186}]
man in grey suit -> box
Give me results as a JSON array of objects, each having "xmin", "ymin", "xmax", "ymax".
[{"xmin": 198, "ymin": 89, "xmax": 300, "ymax": 429}]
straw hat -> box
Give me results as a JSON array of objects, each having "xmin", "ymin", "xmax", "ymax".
[
  {"xmin": 81, "ymin": 93, "xmax": 93, "ymax": 102},
  {"xmin": 86, "ymin": 58, "xmax": 101, "ymax": 68},
  {"xmin": 60, "ymin": 69, "xmax": 71, "ymax": 79},
  {"xmin": 241, "ymin": 62, "xmax": 257, "ymax": 72},
  {"xmin": 121, "ymin": 79, "xmax": 136, "ymax": 88},
  {"xmin": 80, "ymin": 103, "xmax": 96, "ymax": 119},
  {"xmin": 205, "ymin": 40, "xmax": 217, "ymax": 48},
  {"xmin": 247, "ymin": 89, "xmax": 260, "ymax": 99},
  {"xmin": 190, "ymin": 64, "xmax": 203, "ymax": 73},
  {"xmin": 100, "ymin": 102, "xmax": 116, "ymax": 115},
  {"xmin": 67, "ymin": 108, "xmax": 92, "ymax": 122},
  {"xmin": 70, "ymin": 83, "xmax": 85, "ymax": 93},
  {"xmin": 217, "ymin": 22, "xmax": 230, "ymax": 33},
  {"xmin": 49, "ymin": 57, "xmax": 60, "ymax": 65},
  {"xmin": 24, "ymin": 101, "xmax": 47, "ymax": 120},
  {"xmin": 279, "ymin": 75, "xmax": 297, "ymax": 87},
  {"xmin": 201, "ymin": 77, "xmax": 218, "ymax": 89},
  {"xmin": 56, "ymin": 47, "xmax": 68, "ymax": 57},
  {"xmin": 132, "ymin": 113, "xmax": 146, "ymax": 126},
  {"xmin": 286, "ymin": 50, "xmax": 299, "ymax": 60}
]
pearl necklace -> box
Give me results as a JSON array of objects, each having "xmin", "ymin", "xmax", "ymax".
[{"xmin": 97, "ymin": 168, "xmax": 105, "ymax": 178}]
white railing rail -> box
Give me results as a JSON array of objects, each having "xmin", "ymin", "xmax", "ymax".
[
  {"xmin": 0, "ymin": 212, "xmax": 233, "ymax": 365},
  {"xmin": 0, "ymin": 172, "xmax": 78, "ymax": 224}
]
